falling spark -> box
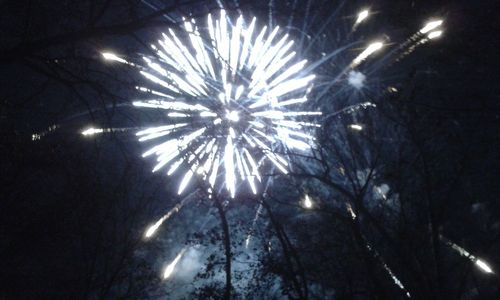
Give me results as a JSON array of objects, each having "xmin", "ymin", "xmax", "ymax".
[
  {"xmin": 476, "ymin": 259, "xmax": 494, "ymax": 274},
  {"xmin": 355, "ymin": 9, "xmax": 370, "ymax": 25},
  {"xmin": 245, "ymin": 203, "xmax": 264, "ymax": 249},
  {"xmin": 347, "ymin": 203, "xmax": 410, "ymax": 297},
  {"xmin": 104, "ymin": 11, "xmax": 320, "ymax": 196},
  {"xmin": 80, "ymin": 127, "xmax": 132, "ymax": 136},
  {"xmin": 163, "ymin": 248, "xmax": 187, "ymax": 279},
  {"xmin": 346, "ymin": 203, "xmax": 357, "ymax": 219},
  {"xmin": 427, "ymin": 30, "xmax": 443, "ymax": 40},
  {"xmin": 351, "ymin": 41, "xmax": 383, "ymax": 67},
  {"xmin": 32, "ymin": 124, "xmax": 60, "ymax": 141},
  {"xmin": 303, "ymin": 194, "xmax": 313, "ymax": 209},
  {"xmin": 441, "ymin": 235, "xmax": 495, "ymax": 274},
  {"xmin": 144, "ymin": 197, "xmax": 190, "ymax": 239},
  {"xmin": 348, "ymin": 124, "xmax": 363, "ymax": 131},
  {"xmin": 419, "ymin": 20, "xmax": 443, "ymax": 34},
  {"xmin": 101, "ymin": 52, "xmax": 134, "ymax": 65},
  {"xmin": 81, "ymin": 127, "xmax": 104, "ymax": 136}
]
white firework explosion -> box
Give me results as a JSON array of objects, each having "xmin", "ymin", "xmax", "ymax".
[{"xmin": 123, "ymin": 11, "xmax": 320, "ymax": 197}]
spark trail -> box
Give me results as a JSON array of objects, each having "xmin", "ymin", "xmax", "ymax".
[{"xmin": 440, "ymin": 235, "xmax": 495, "ymax": 274}]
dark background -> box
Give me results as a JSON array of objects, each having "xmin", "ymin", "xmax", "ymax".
[{"xmin": 1, "ymin": 0, "xmax": 498, "ymax": 299}]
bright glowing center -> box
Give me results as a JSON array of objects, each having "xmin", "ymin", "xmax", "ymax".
[
  {"xmin": 304, "ymin": 195, "xmax": 313, "ymax": 208},
  {"xmin": 226, "ymin": 110, "xmax": 240, "ymax": 122}
]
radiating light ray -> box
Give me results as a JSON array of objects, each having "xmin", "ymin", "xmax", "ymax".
[
  {"xmin": 133, "ymin": 100, "xmax": 208, "ymax": 111},
  {"xmin": 265, "ymin": 153, "xmax": 288, "ymax": 174},
  {"xmin": 275, "ymin": 97, "xmax": 307, "ymax": 107},
  {"xmin": 243, "ymin": 148, "xmax": 261, "ymax": 181},
  {"xmin": 241, "ymin": 152, "xmax": 257, "ymax": 194},
  {"xmin": 103, "ymin": 11, "xmax": 319, "ymax": 196},
  {"xmin": 224, "ymin": 135, "xmax": 236, "ymax": 198},
  {"xmin": 274, "ymin": 120, "xmax": 322, "ymax": 129}
]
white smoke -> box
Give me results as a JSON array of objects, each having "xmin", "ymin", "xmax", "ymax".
[{"xmin": 348, "ymin": 70, "xmax": 366, "ymax": 90}]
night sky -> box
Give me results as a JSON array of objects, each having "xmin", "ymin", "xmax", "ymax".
[{"xmin": 1, "ymin": 0, "xmax": 499, "ymax": 299}]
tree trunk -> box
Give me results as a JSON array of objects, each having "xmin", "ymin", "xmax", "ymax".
[{"xmin": 215, "ymin": 196, "xmax": 231, "ymax": 300}]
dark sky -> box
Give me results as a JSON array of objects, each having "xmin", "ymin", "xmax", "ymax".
[{"xmin": 0, "ymin": 0, "xmax": 498, "ymax": 299}]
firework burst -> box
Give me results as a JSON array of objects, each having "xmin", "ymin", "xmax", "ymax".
[{"xmin": 115, "ymin": 10, "xmax": 321, "ymax": 197}]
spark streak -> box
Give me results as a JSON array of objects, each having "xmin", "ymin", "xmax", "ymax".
[
  {"xmin": 351, "ymin": 41, "xmax": 384, "ymax": 67},
  {"xmin": 81, "ymin": 127, "xmax": 132, "ymax": 136},
  {"xmin": 163, "ymin": 248, "xmax": 187, "ymax": 279},
  {"xmin": 346, "ymin": 204, "xmax": 410, "ymax": 297},
  {"xmin": 441, "ymin": 235, "xmax": 495, "ymax": 274},
  {"xmin": 355, "ymin": 9, "xmax": 369, "ymax": 25},
  {"xmin": 81, "ymin": 128, "xmax": 104, "ymax": 136},
  {"xmin": 427, "ymin": 30, "xmax": 443, "ymax": 40},
  {"xmin": 144, "ymin": 197, "xmax": 190, "ymax": 239},
  {"xmin": 419, "ymin": 20, "xmax": 444, "ymax": 34},
  {"xmin": 348, "ymin": 124, "xmax": 363, "ymax": 131}
]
